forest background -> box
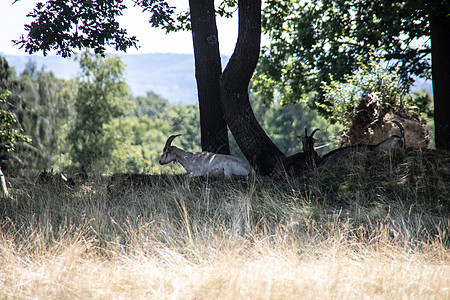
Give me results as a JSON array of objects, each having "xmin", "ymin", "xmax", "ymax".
[
  {"xmin": 1, "ymin": 52, "xmax": 348, "ymax": 176},
  {"xmin": 0, "ymin": 0, "xmax": 440, "ymax": 177}
]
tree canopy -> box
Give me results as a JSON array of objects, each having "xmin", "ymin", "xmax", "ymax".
[
  {"xmin": 255, "ymin": 0, "xmax": 445, "ymax": 107},
  {"xmin": 13, "ymin": 0, "xmax": 190, "ymax": 57},
  {"xmin": 0, "ymin": 57, "xmax": 32, "ymax": 175},
  {"xmin": 255, "ymin": 0, "xmax": 449, "ymax": 150}
]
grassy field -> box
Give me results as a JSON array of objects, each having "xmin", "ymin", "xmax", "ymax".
[{"xmin": 1, "ymin": 149, "xmax": 449, "ymax": 299}]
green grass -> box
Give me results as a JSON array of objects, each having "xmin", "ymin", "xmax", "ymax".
[{"xmin": 0, "ymin": 148, "xmax": 449, "ymax": 298}]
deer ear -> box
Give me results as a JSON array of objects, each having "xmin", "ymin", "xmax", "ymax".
[{"xmin": 296, "ymin": 135, "xmax": 307, "ymax": 141}]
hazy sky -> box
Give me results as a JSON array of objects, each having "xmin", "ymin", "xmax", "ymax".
[{"xmin": 0, "ymin": 0, "xmax": 239, "ymax": 56}]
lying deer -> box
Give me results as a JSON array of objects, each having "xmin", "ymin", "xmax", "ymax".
[
  {"xmin": 159, "ymin": 134, "xmax": 252, "ymax": 178},
  {"xmin": 320, "ymin": 121, "xmax": 405, "ymax": 165},
  {"xmin": 272, "ymin": 128, "xmax": 322, "ymax": 177}
]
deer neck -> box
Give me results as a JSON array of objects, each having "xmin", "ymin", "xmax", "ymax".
[{"xmin": 173, "ymin": 147, "xmax": 194, "ymax": 169}]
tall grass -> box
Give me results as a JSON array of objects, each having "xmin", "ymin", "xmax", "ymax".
[{"xmin": 0, "ymin": 149, "xmax": 449, "ymax": 299}]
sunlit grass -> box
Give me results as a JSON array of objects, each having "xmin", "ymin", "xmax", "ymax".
[{"xmin": 0, "ymin": 149, "xmax": 449, "ymax": 299}]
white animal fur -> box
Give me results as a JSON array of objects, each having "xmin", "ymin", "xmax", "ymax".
[{"xmin": 159, "ymin": 135, "xmax": 252, "ymax": 178}]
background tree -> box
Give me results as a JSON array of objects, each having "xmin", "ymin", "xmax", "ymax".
[
  {"xmin": 218, "ymin": 0, "xmax": 283, "ymax": 173},
  {"xmin": 251, "ymin": 96, "xmax": 341, "ymax": 157},
  {"xmin": 10, "ymin": 61, "xmax": 75, "ymax": 170},
  {"xmin": 0, "ymin": 57, "xmax": 32, "ymax": 196},
  {"xmin": 107, "ymin": 94, "xmax": 201, "ymax": 174},
  {"xmin": 0, "ymin": 91, "xmax": 32, "ymax": 174},
  {"xmin": 257, "ymin": 0, "xmax": 449, "ymax": 150},
  {"xmin": 68, "ymin": 52, "xmax": 130, "ymax": 173},
  {"xmin": 106, "ymin": 114, "xmax": 171, "ymax": 174},
  {"xmin": 132, "ymin": 91, "xmax": 170, "ymax": 120},
  {"xmin": 0, "ymin": 57, "xmax": 32, "ymax": 176},
  {"xmin": 189, "ymin": 0, "xmax": 229, "ymax": 154},
  {"xmin": 320, "ymin": 56, "xmax": 432, "ymax": 129}
]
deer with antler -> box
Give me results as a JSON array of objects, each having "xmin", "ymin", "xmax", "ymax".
[
  {"xmin": 159, "ymin": 134, "xmax": 252, "ymax": 178},
  {"xmin": 272, "ymin": 128, "xmax": 322, "ymax": 177},
  {"xmin": 320, "ymin": 121, "xmax": 406, "ymax": 165}
]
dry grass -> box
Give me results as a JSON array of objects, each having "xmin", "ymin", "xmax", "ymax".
[
  {"xmin": 1, "ymin": 224, "xmax": 448, "ymax": 299},
  {"xmin": 1, "ymin": 243, "xmax": 448, "ymax": 299},
  {"xmin": 0, "ymin": 149, "xmax": 449, "ymax": 299}
]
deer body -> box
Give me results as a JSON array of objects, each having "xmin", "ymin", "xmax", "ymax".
[
  {"xmin": 159, "ymin": 135, "xmax": 252, "ymax": 178},
  {"xmin": 272, "ymin": 128, "xmax": 322, "ymax": 177},
  {"xmin": 321, "ymin": 121, "xmax": 405, "ymax": 165}
]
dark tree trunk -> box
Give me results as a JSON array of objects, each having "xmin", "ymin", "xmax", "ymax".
[
  {"xmin": 189, "ymin": 0, "xmax": 230, "ymax": 154},
  {"xmin": 431, "ymin": 13, "xmax": 450, "ymax": 151},
  {"xmin": 219, "ymin": 0, "xmax": 284, "ymax": 175}
]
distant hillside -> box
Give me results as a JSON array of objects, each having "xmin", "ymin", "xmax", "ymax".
[
  {"xmin": 3, "ymin": 53, "xmax": 231, "ymax": 105},
  {"xmin": 2, "ymin": 53, "xmax": 431, "ymax": 104}
]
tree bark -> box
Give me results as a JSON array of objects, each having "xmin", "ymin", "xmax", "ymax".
[
  {"xmin": 431, "ymin": 13, "xmax": 450, "ymax": 151},
  {"xmin": 189, "ymin": 0, "xmax": 230, "ymax": 154},
  {"xmin": 0, "ymin": 167, "xmax": 9, "ymax": 198},
  {"xmin": 219, "ymin": 0, "xmax": 285, "ymax": 175}
]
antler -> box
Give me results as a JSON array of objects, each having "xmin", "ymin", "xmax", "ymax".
[
  {"xmin": 164, "ymin": 134, "xmax": 181, "ymax": 147},
  {"xmin": 310, "ymin": 128, "xmax": 320, "ymax": 138},
  {"xmin": 391, "ymin": 121, "xmax": 404, "ymax": 138},
  {"xmin": 391, "ymin": 121, "xmax": 405, "ymax": 148}
]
